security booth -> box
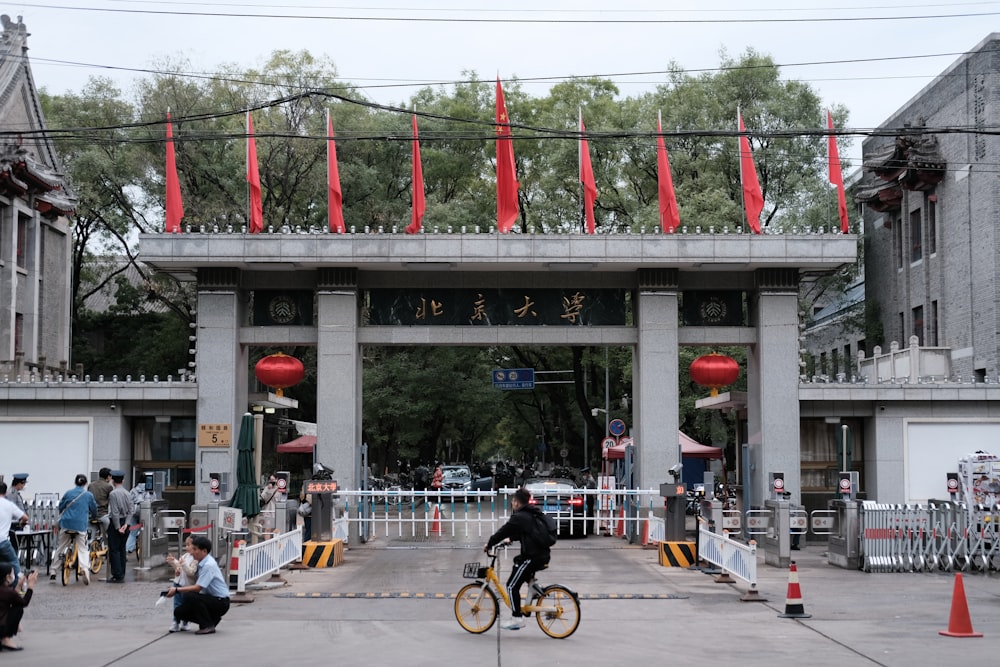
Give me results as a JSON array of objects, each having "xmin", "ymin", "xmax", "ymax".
[
  {"xmin": 303, "ymin": 478, "xmax": 339, "ymax": 541},
  {"xmin": 660, "ymin": 480, "xmax": 687, "ymax": 541},
  {"xmin": 827, "ymin": 471, "xmax": 861, "ymax": 569}
]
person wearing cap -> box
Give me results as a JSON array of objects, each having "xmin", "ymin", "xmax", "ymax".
[
  {"xmin": 9, "ymin": 476, "xmax": 27, "ymax": 514},
  {"xmin": 106, "ymin": 471, "xmax": 133, "ymax": 583},
  {"xmin": 579, "ymin": 467, "xmax": 597, "ymax": 536}
]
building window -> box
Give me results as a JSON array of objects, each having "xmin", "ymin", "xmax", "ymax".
[
  {"xmin": 14, "ymin": 313, "xmax": 23, "ymax": 354},
  {"xmin": 857, "ymin": 339, "xmax": 866, "ymax": 357},
  {"xmin": 843, "ymin": 344, "xmax": 852, "ymax": 373},
  {"xmin": 930, "ymin": 301, "xmax": 939, "ymax": 346},
  {"xmin": 912, "ymin": 305, "xmax": 924, "ymax": 345},
  {"xmin": 819, "ymin": 352, "xmax": 827, "ymax": 375},
  {"xmin": 800, "ymin": 418, "xmax": 864, "ymax": 491},
  {"xmin": 927, "ymin": 197, "xmax": 937, "ymax": 255},
  {"xmin": 899, "ymin": 312, "xmax": 905, "ymax": 343},
  {"xmin": 892, "ymin": 213, "xmax": 902, "ymax": 268},
  {"xmin": 132, "ymin": 417, "xmax": 197, "ymax": 493},
  {"xmin": 16, "ymin": 217, "xmax": 27, "ymax": 269},
  {"xmin": 909, "ymin": 208, "xmax": 922, "ymax": 263}
]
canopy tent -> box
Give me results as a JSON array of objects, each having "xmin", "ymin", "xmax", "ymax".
[
  {"xmin": 277, "ymin": 434, "xmax": 317, "ymax": 455},
  {"xmin": 602, "ymin": 431, "xmax": 723, "ymax": 460}
]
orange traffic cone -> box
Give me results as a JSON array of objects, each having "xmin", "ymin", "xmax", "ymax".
[
  {"xmin": 778, "ymin": 561, "xmax": 811, "ymax": 618},
  {"xmin": 615, "ymin": 505, "xmax": 625, "ymax": 537},
  {"xmin": 640, "ymin": 518, "xmax": 650, "ymax": 546},
  {"xmin": 430, "ymin": 503, "xmax": 442, "ymax": 535},
  {"xmin": 227, "ymin": 538, "xmax": 245, "ymax": 589},
  {"xmin": 939, "ymin": 573, "xmax": 983, "ymax": 637}
]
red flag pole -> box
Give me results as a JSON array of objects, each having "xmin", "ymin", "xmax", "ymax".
[
  {"xmin": 165, "ymin": 109, "xmax": 183, "ymax": 233},
  {"xmin": 495, "ymin": 77, "xmax": 519, "ymax": 233},
  {"xmin": 738, "ymin": 109, "xmax": 764, "ymax": 234},
  {"xmin": 827, "ymin": 110, "xmax": 850, "ymax": 234},
  {"xmin": 327, "ymin": 110, "xmax": 345, "ymax": 233},
  {"xmin": 579, "ymin": 109, "xmax": 598, "ymax": 234},
  {"xmin": 406, "ymin": 113, "xmax": 425, "ymax": 234},
  {"xmin": 246, "ymin": 111, "xmax": 263, "ymax": 233},
  {"xmin": 657, "ymin": 111, "xmax": 680, "ymax": 234}
]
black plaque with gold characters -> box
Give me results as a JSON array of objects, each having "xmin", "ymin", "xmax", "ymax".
[{"xmin": 366, "ymin": 288, "xmax": 628, "ymax": 326}]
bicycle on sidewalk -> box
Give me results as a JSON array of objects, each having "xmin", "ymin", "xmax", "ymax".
[{"xmin": 454, "ymin": 542, "xmax": 580, "ymax": 639}]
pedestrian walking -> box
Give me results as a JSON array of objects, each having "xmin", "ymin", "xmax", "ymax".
[{"xmin": 107, "ymin": 471, "xmax": 133, "ymax": 583}]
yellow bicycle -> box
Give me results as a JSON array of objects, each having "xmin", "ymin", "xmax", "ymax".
[
  {"xmin": 454, "ymin": 543, "xmax": 580, "ymax": 639},
  {"xmin": 88, "ymin": 523, "xmax": 108, "ymax": 575},
  {"xmin": 59, "ymin": 531, "xmax": 87, "ymax": 586}
]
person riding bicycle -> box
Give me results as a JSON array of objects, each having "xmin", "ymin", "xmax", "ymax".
[
  {"xmin": 55, "ymin": 474, "xmax": 98, "ymax": 585},
  {"xmin": 484, "ymin": 487, "xmax": 552, "ymax": 631}
]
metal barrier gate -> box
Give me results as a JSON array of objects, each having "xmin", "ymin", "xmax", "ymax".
[
  {"xmin": 341, "ymin": 488, "xmax": 666, "ymax": 543},
  {"xmin": 858, "ymin": 501, "xmax": 1000, "ymax": 572}
]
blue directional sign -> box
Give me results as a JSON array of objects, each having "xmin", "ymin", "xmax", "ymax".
[{"xmin": 492, "ymin": 368, "xmax": 535, "ymax": 390}]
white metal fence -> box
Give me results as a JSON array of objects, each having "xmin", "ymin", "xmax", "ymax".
[
  {"xmin": 235, "ymin": 527, "xmax": 303, "ymax": 593},
  {"xmin": 698, "ymin": 526, "xmax": 760, "ymax": 599}
]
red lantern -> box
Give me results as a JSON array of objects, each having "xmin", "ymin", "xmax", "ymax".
[
  {"xmin": 254, "ymin": 352, "xmax": 305, "ymax": 398},
  {"xmin": 690, "ymin": 353, "xmax": 740, "ymax": 397}
]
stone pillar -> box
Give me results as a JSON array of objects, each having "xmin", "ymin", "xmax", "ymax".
[
  {"xmin": 315, "ymin": 268, "xmax": 361, "ymax": 492},
  {"xmin": 746, "ymin": 269, "xmax": 802, "ymax": 508},
  {"xmin": 634, "ymin": 269, "xmax": 680, "ymax": 489},
  {"xmin": 194, "ymin": 268, "xmax": 246, "ymax": 505}
]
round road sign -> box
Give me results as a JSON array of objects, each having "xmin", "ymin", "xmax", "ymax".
[
  {"xmin": 772, "ymin": 477, "xmax": 785, "ymax": 491},
  {"xmin": 609, "ymin": 419, "xmax": 626, "ymax": 437},
  {"xmin": 839, "ymin": 478, "xmax": 852, "ymax": 492},
  {"xmin": 602, "ymin": 437, "xmax": 617, "ymax": 449},
  {"xmin": 947, "ymin": 478, "xmax": 959, "ymax": 490}
]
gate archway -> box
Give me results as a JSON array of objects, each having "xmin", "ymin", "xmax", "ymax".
[{"xmin": 142, "ymin": 231, "xmax": 856, "ymax": 543}]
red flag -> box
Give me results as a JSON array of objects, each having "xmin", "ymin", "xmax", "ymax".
[
  {"xmin": 656, "ymin": 114, "xmax": 680, "ymax": 234},
  {"xmin": 579, "ymin": 113, "xmax": 598, "ymax": 234},
  {"xmin": 246, "ymin": 111, "xmax": 263, "ymax": 233},
  {"xmin": 327, "ymin": 112, "xmax": 345, "ymax": 233},
  {"xmin": 738, "ymin": 111, "xmax": 763, "ymax": 234},
  {"xmin": 406, "ymin": 115, "xmax": 425, "ymax": 234},
  {"xmin": 827, "ymin": 110, "xmax": 850, "ymax": 234},
  {"xmin": 495, "ymin": 78, "xmax": 519, "ymax": 233},
  {"xmin": 165, "ymin": 111, "xmax": 183, "ymax": 233}
]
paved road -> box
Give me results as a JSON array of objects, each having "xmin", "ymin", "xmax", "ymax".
[{"xmin": 13, "ymin": 534, "xmax": 1000, "ymax": 666}]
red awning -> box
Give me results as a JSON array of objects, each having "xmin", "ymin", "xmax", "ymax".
[
  {"xmin": 277, "ymin": 434, "xmax": 316, "ymax": 454},
  {"xmin": 680, "ymin": 431, "xmax": 723, "ymax": 460},
  {"xmin": 601, "ymin": 432, "xmax": 723, "ymax": 461}
]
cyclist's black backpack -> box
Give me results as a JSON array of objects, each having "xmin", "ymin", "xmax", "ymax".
[{"xmin": 531, "ymin": 511, "xmax": 558, "ymax": 548}]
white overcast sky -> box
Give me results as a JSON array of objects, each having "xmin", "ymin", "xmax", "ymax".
[{"xmin": 10, "ymin": 1, "xmax": 1000, "ymax": 164}]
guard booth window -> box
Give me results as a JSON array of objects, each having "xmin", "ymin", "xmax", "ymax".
[{"xmin": 132, "ymin": 417, "xmax": 197, "ymax": 508}]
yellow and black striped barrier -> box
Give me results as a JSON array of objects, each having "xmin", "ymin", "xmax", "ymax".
[
  {"xmin": 302, "ymin": 539, "xmax": 345, "ymax": 568},
  {"xmin": 658, "ymin": 541, "xmax": 696, "ymax": 568}
]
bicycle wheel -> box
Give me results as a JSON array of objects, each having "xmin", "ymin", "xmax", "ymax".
[
  {"xmin": 534, "ymin": 585, "xmax": 580, "ymax": 639},
  {"xmin": 89, "ymin": 540, "xmax": 104, "ymax": 574},
  {"xmin": 454, "ymin": 583, "xmax": 498, "ymax": 634},
  {"xmin": 61, "ymin": 549, "xmax": 73, "ymax": 586}
]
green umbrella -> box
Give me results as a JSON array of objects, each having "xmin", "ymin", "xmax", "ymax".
[{"xmin": 229, "ymin": 412, "xmax": 260, "ymax": 518}]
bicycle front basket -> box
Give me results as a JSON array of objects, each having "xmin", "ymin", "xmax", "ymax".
[{"xmin": 463, "ymin": 562, "xmax": 487, "ymax": 579}]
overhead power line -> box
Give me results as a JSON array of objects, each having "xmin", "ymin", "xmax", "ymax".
[{"xmin": 21, "ymin": 3, "xmax": 1000, "ymax": 24}]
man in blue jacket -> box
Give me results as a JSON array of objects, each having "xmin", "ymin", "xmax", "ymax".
[
  {"xmin": 55, "ymin": 474, "xmax": 98, "ymax": 585},
  {"xmin": 485, "ymin": 488, "xmax": 552, "ymax": 630}
]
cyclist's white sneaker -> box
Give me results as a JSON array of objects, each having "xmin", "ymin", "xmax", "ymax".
[
  {"xmin": 500, "ymin": 618, "xmax": 525, "ymax": 630},
  {"xmin": 169, "ymin": 621, "xmax": 181, "ymax": 633},
  {"xmin": 180, "ymin": 622, "xmax": 190, "ymax": 632}
]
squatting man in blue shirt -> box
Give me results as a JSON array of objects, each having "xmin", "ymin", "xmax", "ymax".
[{"xmin": 165, "ymin": 535, "xmax": 230, "ymax": 635}]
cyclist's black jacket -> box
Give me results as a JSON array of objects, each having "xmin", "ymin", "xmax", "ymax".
[{"xmin": 486, "ymin": 504, "xmax": 551, "ymax": 559}]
